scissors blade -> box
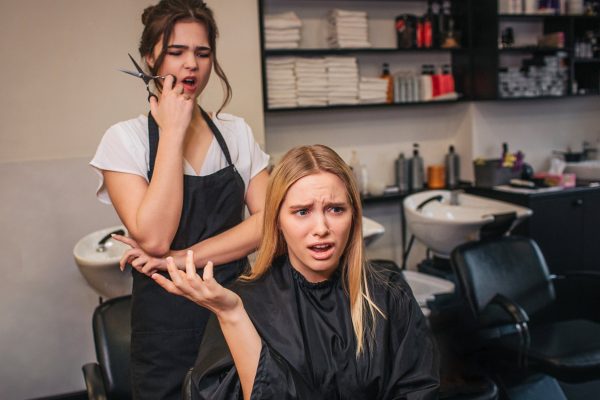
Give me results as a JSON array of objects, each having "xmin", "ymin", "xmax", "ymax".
[
  {"xmin": 128, "ymin": 53, "xmax": 152, "ymax": 85},
  {"xmin": 119, "ymin": 69, "xmax": 144, "ymax": 79}
]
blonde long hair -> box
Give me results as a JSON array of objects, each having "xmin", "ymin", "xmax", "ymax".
[{"xmin": 246, "ymin": 145, "xmax": 384, "ymax": 355}]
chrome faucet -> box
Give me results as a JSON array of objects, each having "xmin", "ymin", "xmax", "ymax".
[{"xmin": 450, "ymin": 189, "xmax": 463, "ymax": 206}]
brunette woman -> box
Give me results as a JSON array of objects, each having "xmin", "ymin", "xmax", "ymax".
[{"xmin": 90, "ymin": 1, "xmax": 268, "ymax": 398}]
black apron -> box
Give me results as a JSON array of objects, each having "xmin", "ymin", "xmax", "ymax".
[{"xmin": 130, "ymin": 109, "xmax": 248, "ymax": 400}]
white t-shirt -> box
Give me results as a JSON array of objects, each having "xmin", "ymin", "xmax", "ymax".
[{"xmin": 90, "ymin": 113, "xmax": 269, "ymax": 205}]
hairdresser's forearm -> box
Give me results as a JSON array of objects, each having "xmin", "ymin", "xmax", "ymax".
[
  {"xmin": 217, "ymin": 304, "xmax": 261, "ymax": 400},
  {"xmin": 170, "ymin": 211, "xmax": 263, "ymax": 267}
]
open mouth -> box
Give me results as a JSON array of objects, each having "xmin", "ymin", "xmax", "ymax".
[
  {"xmin": 182, "ymin": 77, "xmax": 197, "ymax": 91},
  {"xmin": 308, "ymin": 243, "xmax": 334, "ymax": 253}
]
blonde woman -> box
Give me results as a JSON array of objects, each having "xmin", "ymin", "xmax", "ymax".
[{"xmin": 153, "ymin": 145, "xmax": 439, "ymax": 400}]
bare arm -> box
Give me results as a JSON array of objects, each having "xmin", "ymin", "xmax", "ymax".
[
  {"xmin": 105, "ymin": 76, "xmax": 194, "ymax": 256},
  {"xmin": 153, "ymin": 252, "xmax": 261, "ymax": 400},
  {"xmin": 117, "ymin": 169, "xmax": 269, "ymax": 273},
  {"xmin": 181, "ymin": 168, "xmax": 269, "ymax": 266}
]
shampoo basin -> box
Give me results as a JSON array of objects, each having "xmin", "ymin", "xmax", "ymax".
[
  {"xmin": 402, "ymin": 270, "xmax": 454, "ymax": 316},
  {"xmin": 564, "ymin": 160, "xmax": 600, "ymax": 182},
  {"xmin": 74, "ymin": 225, "xmax": 132, "ymax": 299},
  {"xmin": 403, "ymin": 190, "xmax": 532, "ymax": 258}
]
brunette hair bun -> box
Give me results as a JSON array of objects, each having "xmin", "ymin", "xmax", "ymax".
[{"xmin": 141, "ymin": 5, "xmax": 157, "ymax": 26}]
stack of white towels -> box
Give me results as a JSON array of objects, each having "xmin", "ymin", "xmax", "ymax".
[
  {"xmin": 326, "ymin": 57, "xmax": 359, "ymax": 105},
  {"xmin": 359, "ymin": 77, "xmax": 388, "ymax": 104},
  {"xmin": 327, "ymin": 9, "xmax": 371, "ymax": 49},
  {"xmin": 264, "ymin": 12, "xmax": 302, "ymax": 49},
  {"xmin": 295, "ymin": 58, "xmax": 328, "ymax": 107},
  {"xmin": 266, "ymin": 57, "xmax": 297, "ymax": 109}
]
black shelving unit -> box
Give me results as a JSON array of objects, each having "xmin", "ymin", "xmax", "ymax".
[
  {"xmin": 258, "ymin": 0, "xmax": 473, "ymax": 112},
  {"xmin": 471, "ymin": 0, "xmax": 600, "ymax": 100},
  {"xmin": 266, "ymin": 97, "xmax": 464, "ymax": 112}
]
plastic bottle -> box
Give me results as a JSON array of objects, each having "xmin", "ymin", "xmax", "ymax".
[
  {"xmin": 395, "ymin": 152, "xmax": 410, "ymax": 191},
  {"xmin": 420, "ymin": 64, "xmax": 433, "ymax": 101},
  {"xmin": 445, "ymin": 145, "xmax": 460, "ymax": 188},
  {"xmin": 359, "ymin": 164, "xmax": 369, "ymax": 196},
  {"xmin": 410, "ymin": 143, "xmax": 425, "ymax": 190},
  {"xmin": 380, "ymin": 63, "xmax": 394, "ymax": 104},
  {"xmin": 349, "ymin": 150, "xmax": 362, "ymax": 192},
  {"xmin": 421, "ymin": 3, "xmax": 433, "ymax": 49}
]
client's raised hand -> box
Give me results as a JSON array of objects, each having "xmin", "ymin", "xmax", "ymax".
[{"xmin": 152, "ymin": 250, "xmax": 242, "ymax": 317}]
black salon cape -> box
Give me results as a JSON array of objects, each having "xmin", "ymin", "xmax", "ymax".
[{"xmin": 188, "ymin": 257, "xmax": 439, "ymax": 400}]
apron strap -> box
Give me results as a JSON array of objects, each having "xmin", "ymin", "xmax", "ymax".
[
  {"xmin": 147, "ymin": 111, "xmax": 159, "ymax": 181},
  {"xmin": 200, "ymin": 109, "xmax": 234, "ymax": 167},
  {"xmin": 147, "ymin": 107, "xmax": 234, "ymax": 181}
]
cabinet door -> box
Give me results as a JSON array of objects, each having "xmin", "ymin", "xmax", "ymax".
[
  {"xmin": 529, "ymin": 195, "xmax": 585, "ymax": 274},
  {"xmin": 583, "ymin": 191, "xmax": 600, "ymax": 271}
]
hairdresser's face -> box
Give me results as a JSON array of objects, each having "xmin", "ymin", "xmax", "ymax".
[
  {"xmin": 147, "ymin": 20, "xmax": 212, "ymax": 98},
  {"xmin": 279, "ymin": 172, "xmax": 352, "ymax": 283}
]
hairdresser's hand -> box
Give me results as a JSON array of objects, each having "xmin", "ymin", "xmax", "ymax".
[
  {"xmin": 114, "ymin": 234, "xmax": 167, "ymax": 275},
  {"xmin": 149, "ymin": 75, "xmax": 194, "ymax": 140},
  {"xmin": 153, "ymin": 250, "xmax": 241, "ymax": 316}
]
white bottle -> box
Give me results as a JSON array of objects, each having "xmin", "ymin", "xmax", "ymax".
[
  {"xmin": 359, "ymin": 164, "xmax": 369, "ymax": 196},
  {"xmin": 349, "ymin": 151, "xmax": 363, "ymax": 193}
]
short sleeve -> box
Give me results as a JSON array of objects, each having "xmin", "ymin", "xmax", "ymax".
[
  {"xmin": 89, "ymin": 116, "xmax": 149, "ymax": 205},
  {"xmin": 242, "ymin": 121, "xmax": 269, "ymax": 180}
]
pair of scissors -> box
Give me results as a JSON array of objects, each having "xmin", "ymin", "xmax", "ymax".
[{"xmin": 120, "ymin": 53, "xmax": 173, "ymax": 101}]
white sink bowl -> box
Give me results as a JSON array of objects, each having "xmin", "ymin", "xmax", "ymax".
[
  {"xmin": 565, "ymin": 160, "xmax": 600, "ymax": 181},
  {"xmin": 73, "ymin": 225, "xmax": 132, "ymax": 299},
  {"xmin": 404, "ymin": 190, "xmax": 532, "ymax": 258},
  {"xmin": 402, "ymin": 270, "xmax": 454, "ymax": 316},
  {"xmin": 362, "ymin": 216, "xmax": 385, "ymax": 247}
]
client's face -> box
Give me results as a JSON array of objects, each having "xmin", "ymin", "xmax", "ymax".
[{"xmin": 278, "ymin": 172, "xmax": 352, "ymax": 283}]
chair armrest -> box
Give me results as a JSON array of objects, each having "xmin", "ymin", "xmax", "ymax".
[
  {"xmin": 82, "ymin": 362, "xmax": 108, "ymax": 400},
  {"xmin": 489, "ymin": 293, "xmax": 529, "ymax": 325},
  {"xmin": 551, "ymin": 270, "xmax": 600, "ymax": 280},
  {"xmin": 478, "ymin": 294, "xmax": 529, "ymax": 340}
]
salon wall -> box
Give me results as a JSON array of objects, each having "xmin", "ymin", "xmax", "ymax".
[
  {"xmin": 0, "ymin": 0, "xmax": 263, "ymax": 398},
  {"xmin": 2, "ymin": 1, "xmax": 600, "ymax": 398},
  {"xmin": 265, "ymin": 98, "xmax": 600, "ymax": 266}
]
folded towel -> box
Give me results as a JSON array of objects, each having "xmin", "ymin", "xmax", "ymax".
[
  {"xmin": 264, "ymin": 12, "xmax": 302, "ymax": 30},
  {"xmin": 295, "ymin": 61, "xmax": 327, "ymax": 68},
  {"xmin": 330, "ymin": 9, "xmax": 367, "ymax": 19},
  {"xmin": 267, "ymin": 57, "xmax": 296, "ymax": 65},
  {"xmin": 361, "ymin": 77, "xmax": 388, "ymax": 84},
  {"xmin": 328, "ymin": 17, "xmax": 368, "ymax": 25},
  {"xmin": 328, "ymin": 98, "xmax": 359, "ymax": 105},
  {"xmin": 297, "ymin": 98, "xmax": 328, "ymax": 106},
  {"xmin": 268, "ymin": 84, "xmax": 296, "ymax": 91},
  {"xmin": 328, "ymin": 41, "xmax": 372, "ymax": 48},
  {"xmin": 267, "ymin": 70, "xmax": 295, "ymax": 78},
  {"xmin": 267, "ymin": 65, "xmax": 295, "ymax": 72},
  {"xmin": 268, "ymin": 102, "xmax": 298, "ymax": 109},
  {"xmin": 328, "ymin": 71, "xmax": 359, "ymax": 77},
  {"xmin": 265, "ymin": 41, "xmax": 300, "ymax": 49},
  {"xmin": 268, "ymin": 93, "xmax": 297, "ymax": 100},
  {"xmin": 265, "ymin": 32, "xmax": 301, "ymax": 43}
]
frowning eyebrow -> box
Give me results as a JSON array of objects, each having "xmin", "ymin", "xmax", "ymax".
[
  {"xmin": 167, "ymin": 44, "xmax": 211, "ymax": 51},
  {"xmin": 288, "ymin": 201, "xmax": 348, "ymax": 210}
]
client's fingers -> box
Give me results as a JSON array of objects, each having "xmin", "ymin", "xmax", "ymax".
[
  {"xmin": 203, "ymin": 261, "xmax": 214, "ymax": 282},
  {"xmin": 185, "ymin": 250, "xmax": 196, "ymax": 280},
  {"xmin": 166, "ymin": 256, "xmax": 183, "ymax": 286},
  {"xmin": 151, "ymin": 273, "xmax": 183, "ymax": 296},
  {"xmin": 112, "ymin": 234, "xmax": 136, "ymax": 248}
]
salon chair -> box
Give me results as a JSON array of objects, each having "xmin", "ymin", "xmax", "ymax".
[
  {"xmin": 450, "ymin": 236, "xmax": 600, "ymax": 383},
  {"xmin": 82, "ymin": 295, "xmax": 131, "ymax": 400}
]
